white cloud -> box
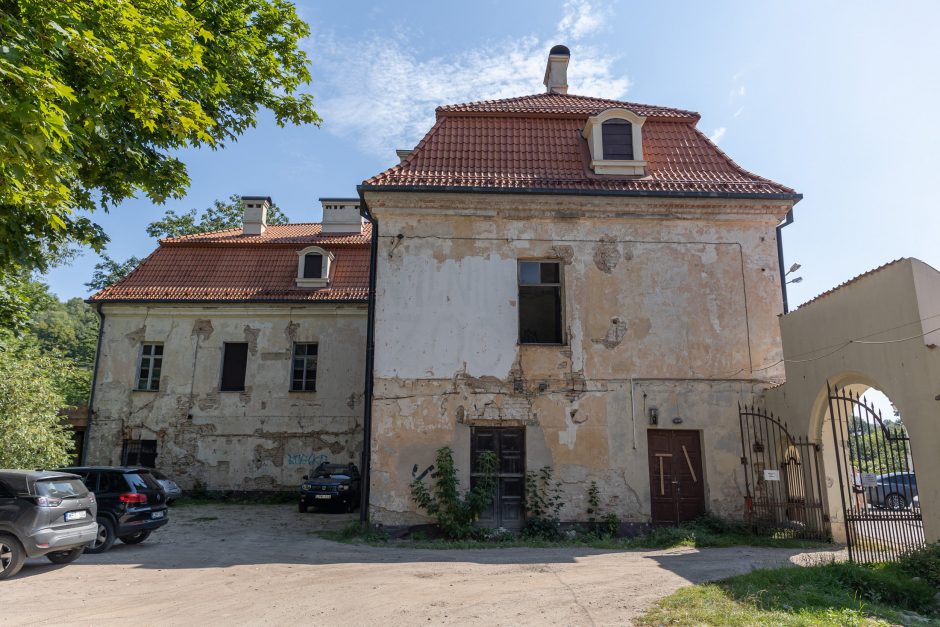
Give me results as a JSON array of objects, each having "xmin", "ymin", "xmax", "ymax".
[
  {"xmin": 709, "ymin": 127, "xmax": 727, "ymax": 144},
  {"xmin": 729, "ymin": 85, "xmax": 746, "ymax": 99},
  {"xmin": 557, "ymin": 0, "xmax": 611, "ymax": 41},
  {"xmin": 733, "ymin": 106, "xmax": 744, "ymax": 118},
  {"xmin": 310, "ymin": 22, "xmax": 630, "ymax": 158}
]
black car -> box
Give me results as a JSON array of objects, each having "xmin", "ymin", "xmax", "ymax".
[
  {"xmin": 56, "ymin": 467, "xmax": 169, "ymax": 553},
  {"xmin": 298, "ymin": 463, "xmax": 360, "ymax": 513}
]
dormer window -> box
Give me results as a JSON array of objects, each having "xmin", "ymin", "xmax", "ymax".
[
  {"xmin": 296, "ymin": 246, "xmax": 334, "ymax": 288},
  {"xmin": 582, "ymin": 108, "xmax": 647, "ymax": 175}
]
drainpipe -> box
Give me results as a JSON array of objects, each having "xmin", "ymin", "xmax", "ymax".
[
  {"xmin": 776, "ymin": 209, "xmax": 794, "ymax": 314},
  {"xmin": 357, "ymin": 189, "xmax": 378, "ymax": 526},
  {"xmin": 82, "ymin": 303, "xmax": 106, "ymax": 465}
]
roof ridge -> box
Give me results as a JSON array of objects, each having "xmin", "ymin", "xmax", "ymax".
[
  {"xmin": 436, "ymin": 92, "xmax": 700, "ymax": 121},
  {"xmin": 796, "ymin": 259, "xmax": 910, "ymax": 309}
]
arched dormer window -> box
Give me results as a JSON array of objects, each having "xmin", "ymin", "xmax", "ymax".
[
  {"xmin": 582, "ymin": 108, "xmax": 647, "ymax": 175},
  {"xmin": 296, "ymin": 246, "xmax": 334, "ymax": 288}
]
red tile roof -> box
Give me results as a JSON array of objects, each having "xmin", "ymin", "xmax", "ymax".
[
  {"xmin": 362, "ymin": 92, "xmax": 798, "ymax": 198},
  {"xmin": 90, "ymin": 224, "xmax": 371, "ymax": 303}
]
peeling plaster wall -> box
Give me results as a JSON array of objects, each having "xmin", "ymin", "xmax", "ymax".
[
  {"xmin": 366, "ymin": 192, "xmax": 791, "ymax": 525},
  {"xmin": 88, "ymin": 304, "xmax": 367, "ymax": 491}
]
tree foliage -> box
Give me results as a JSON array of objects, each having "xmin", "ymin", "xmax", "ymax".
[
  {"xmin": 145, "ymin": 194, "xmax": 289, "ymax": 238},
  {"xmin": 411, "ymin": 446, "xmax": 498, "ymax": 539},
  {"xmin": 0, "ymin": 334, "xmax": 75, "ymax": 468},
  {"xmin": 0, "ymin": 0, "xmax": 319, "ymax": 287},
  {"xmin": 85, "ymin": 255, "xmax": 143, "ymax": 293}
]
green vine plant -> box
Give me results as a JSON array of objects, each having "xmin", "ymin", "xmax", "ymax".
[
  {"xmin": 587, "ymin": 480, "xmax": 600, "ymax": 523},
  {"xmin": 411, "ymin": 446, "xmax": 498, "ymax": 540},
  {"xmin": 522, "ymin": 466, "xmax": 565, "ymax": 539},
  {"xmin": 584, "ymin": 480, "xmax": 620, "ymax": 537}
]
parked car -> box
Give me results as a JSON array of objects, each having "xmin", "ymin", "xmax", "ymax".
[
  {"xmin": 148, "ymin": 469, "xmax": 183, "ymax": 505},
  {"xmin": 298, "ymin": 463, "xmax": 360, "ymax": 513},
  {"xmin": 56, "ymin": 467, "xmax": 168, "ymax": 553},
  {"xmin": 0, "ymin": 470, "xmax": 98, "ymax": 580},
  {"xmin": 866, "ymin": 472, "xmax": 918, "ymax": 510}
]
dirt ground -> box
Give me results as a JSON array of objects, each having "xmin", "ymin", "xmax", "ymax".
[{"xmin": 4, "ymin": 504, "xmax": 837, "ymax": 626}]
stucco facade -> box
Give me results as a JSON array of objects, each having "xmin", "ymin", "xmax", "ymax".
[
  {"xmin": 364, "ymin": 191, "xmax": 793, "ymax": 526},
  {"xmin": 87, "ymin": 303, "xmax": 367, "ymax": 491},
  {"xmin": 765, "ymin": 258, "xmax": 940, "ymax": 542}
]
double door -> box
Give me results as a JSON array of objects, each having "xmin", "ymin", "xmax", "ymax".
[
  {"xmin": 648, "ymin": 429, "xmax": 706, "ymax": 525},
  {"xmin": 471, "ymin": 427, "xmax": 525, "ymax": 530}
]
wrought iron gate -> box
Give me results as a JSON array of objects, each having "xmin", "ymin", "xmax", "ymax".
[
  {"xmin": 827, "ymin": 384, "xmax": 925, "ymax": 562},
  {"xmin": 739, "ymin": 404, "xmax": 830, "ymax": 541}
]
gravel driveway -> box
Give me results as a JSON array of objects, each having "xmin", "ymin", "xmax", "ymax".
[{"xmin": 3, "ymin": 504, "xmax": 835, "ymax": 625}]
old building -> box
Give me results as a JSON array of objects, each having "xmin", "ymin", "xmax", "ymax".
[
  {"xmin": 358, "ymin": 47, "xmax": 802, "ymax": 528},
  {"xmin": 85, "ymin": 198, "xmax": 370, "ymax": 491}
]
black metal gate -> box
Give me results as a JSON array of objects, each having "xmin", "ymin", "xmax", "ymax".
[
  {"xmin": 827, "ymin": 384, "xmax": 925, "ymax": 562},
  {"xmin": 739, "ymin": 403, "xmax": 830, "ymax": 541}
]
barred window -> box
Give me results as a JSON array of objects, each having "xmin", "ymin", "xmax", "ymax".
[
  {"xmin": 136, "ymin": 343, "xmax": 163, "ymax": 391},
  {"xmin": 291, "ymin": 343, "xmax": 318, "ymax": 392}
]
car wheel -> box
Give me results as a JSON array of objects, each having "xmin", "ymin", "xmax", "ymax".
[
  {"xmin": 0, "ymin": 533, "xmax": 26, "ymax": 580},
  {"xmin": 85, "ymin": 518, "xmax": 116, "ymax": 554},
  {"xmin": 884, "ymin": 493, "xmax": 907, "ymax": 510},
  {"xmin": 46, "ymin": 546, "xmax": 84, "ymax": 564},
  {"xmin": 119, "ymin": 531, "xmax": 152, "ymax": 545},
  {"xmin": 299, "ymin": 501, "xmax": 308, "ymax": 513}
]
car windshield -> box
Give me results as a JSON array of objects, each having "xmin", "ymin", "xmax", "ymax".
[
  {"xmin": 313, "ymin": 465, "xmax": 353, "ymax": 479},
  {"xmin": 124, "ymin": 472, "xmax": 161, "ymax": 491},
  {"xmin": 35, "ymin": 478, "xmax": 87, "ymax": 499}
]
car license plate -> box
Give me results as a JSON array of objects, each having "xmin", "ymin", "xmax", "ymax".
[
  {"xmin": 151, "ymin": 511, "xmax": 165, "ymax": 519},
  {"xmin": 65, "ymin": 510, "xmax": 87, "ymax": 521},
  {"xmin": 315, "ymin": 494, "xmax": 331, "ymax": 500}
]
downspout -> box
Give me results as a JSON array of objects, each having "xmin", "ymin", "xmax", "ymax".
[
  {"xmin": 776, "ymin": 209, "xmax": 794, "ymax": 313},
  {"xmin": 82, "ymin": 303, "xmax": 106, "ymax": 465},
  {"xmin": 357, "ymin": 189, "xmax": 378, "ymax": 526}
]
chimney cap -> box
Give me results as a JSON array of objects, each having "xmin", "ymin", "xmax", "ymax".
[
  {"xmin": 549, "ymin": 44, "xmax": 570, "ymax": 56},
  {"xmin": 241, "ymin": 195, "xmax": 272, "ymax": 205}
]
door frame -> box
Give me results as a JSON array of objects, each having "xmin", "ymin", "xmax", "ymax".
[
  {"xmin": 470, "ymin": 426, "xmax": 526, "ymax": 530},
  {"xmin": 647, "ymin": 428, "xmax": 707, "ymax": 526}
]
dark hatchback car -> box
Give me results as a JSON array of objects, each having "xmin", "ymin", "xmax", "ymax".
[
  {"xmin": 0, "ymin": 470, "xmax": 98, "ymax": 579},
  {"xmin": 867, "ymin": 472, "xmax": 918, "ymax": 510},
  {"xmin": 298, "ymin": 463, "xmax": 360, "ymax": 513},
  {"xmin": 57, "ymin": 467, "xmax": 169, "ymax": 553}
]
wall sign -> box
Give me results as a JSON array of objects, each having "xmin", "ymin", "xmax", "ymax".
[{"xmin": 763, "ymin": 469, "xmax": 780, "ymax": 481}]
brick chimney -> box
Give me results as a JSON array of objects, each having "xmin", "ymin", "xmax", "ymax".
[
  {"xmin": 241, "ymin": 196, "xmax": 271, "ymax": 236},
  {"xmin": 543, "ymin": 45, "xmax": 570, "ymax": 94},
  {"xmin": 319, "ymin": 198, "xmax": 364, "ymax": 234}
]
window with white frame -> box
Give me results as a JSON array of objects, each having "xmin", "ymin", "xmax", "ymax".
[
  {"xmin": 296, "ymin": 246, "xmax": 334, "ymax": 287},
  {"xmin": 291, "ymin": 343, "xmax": 318, "ymax": 391},
  {"xmin": 582, "ymin": 107, "xmax": 647, "ymax": 175},
  {"xmin": 136, "ymin": 343, "xmax": 163, "ymax": 391}
]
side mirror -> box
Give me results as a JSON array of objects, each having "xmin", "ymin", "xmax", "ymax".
[{"xmin": 302, "ymin": 475, "xmax": 308, "ymax": 480}]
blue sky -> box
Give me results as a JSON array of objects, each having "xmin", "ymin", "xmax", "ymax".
[{"xmin": 45, "ymin": 0, "xmax": 940, "ymax": 316}]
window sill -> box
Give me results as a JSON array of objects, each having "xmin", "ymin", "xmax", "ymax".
[
  {"xmin": 289, "ymin": 389, "xmax": 317, "ymax": 394},
  {"xmin": 590, "ymin": 159, "xmax": 647, "ymax": 175},
  {"xmin": 132, "ymin": 388, "xmax": 159, "ymax": 393},
  {"xmin": 295, "ymin": 278, "xmax": 329, "ymax": 288},
  {"xmin": 219, "ymin": 389, "xmax": 246, "ymax": 393},
  {"xmin": 518, "ymin": 343, "xmax": 568, "ymax": 347}
]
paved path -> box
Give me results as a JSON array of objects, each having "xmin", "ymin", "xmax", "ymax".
[{"xmin": 3, "ymin": 505, "xmax": 836, "ymax": 626}]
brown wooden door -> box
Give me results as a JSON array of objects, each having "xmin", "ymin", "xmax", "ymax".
[
  {"xmin": 471, "ymin": 427, "xmax": 525, "ymax": 529},
  {"xmin": 648, "ymin": 429, "xmax": 706, "ymax": 525}
]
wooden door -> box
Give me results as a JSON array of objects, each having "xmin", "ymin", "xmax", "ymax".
[
  {"xmin": 647, "ymin": 429, "xmax": 706, "ymax": 525},
  {"xmin": 471, "ymin": 427, "xmax": 525, "ymax": 529}
]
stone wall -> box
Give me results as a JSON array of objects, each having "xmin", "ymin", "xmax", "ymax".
[{"xmin": 87, "ymin": 303, "xmax": 367, "ymax": 491}]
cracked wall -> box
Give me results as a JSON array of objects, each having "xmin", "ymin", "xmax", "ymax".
[
  {"xmin": 365, "ymin": 191, "xmax": 791, "ymax": 526},
  {"xmin": 88, "ymin": 303, "xmax": 367, "ymax": 491}
]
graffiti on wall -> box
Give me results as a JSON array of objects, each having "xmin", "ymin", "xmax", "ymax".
[{"xmin": 287, "ymin": 452, "xmax": 328, "ymax": 466}]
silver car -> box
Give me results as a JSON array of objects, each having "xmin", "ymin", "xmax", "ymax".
[
  {"xmin": 149, "ymin": 469, "xmax": 182, "ymax": 504},
  {"xmin": 0, "ymin": 470, "xmax": 98, "ymax": 580}
]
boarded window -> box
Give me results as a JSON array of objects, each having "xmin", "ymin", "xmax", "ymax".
[
  {"xmin": 291, "ymin": 343, "xmax": 318, "ymax": 392},
  {"xmin": 602, "ymin": 119, "xmax": 634, "ymax": 160},
  {"xmin": 121, "ymin": 439, "xmax": 157, "ymax": 468},
  {"xmin": 518, "ymin": 261, "xmax": 563, "ymax": 344},
  {"xmin": 136, "ymin": 343, "xmax": 163, "ymax": 391},
  {"xmin": 303, "ymin": 253, "xmax": 324, "ymax": 279},
  {"xmin": 220, "ymin": 342, "xmax": 249, "ymax": 391}
]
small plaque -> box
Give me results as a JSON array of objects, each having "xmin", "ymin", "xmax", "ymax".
[
  {"xmin": 763, "ymin": 469, "xmax": 780, "ymax": 481},
  {"xmin": 861, "ymin": 473, "xmax": 878, "ymax": 488}
]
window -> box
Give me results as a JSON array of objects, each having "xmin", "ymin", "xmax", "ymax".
[
  {"xmin": 291, "ymin": 343, "xmax": 318, "ymax": 391},
  {"xmin": 518, "ymin": 261, "xmax": 563, "ymax": 344},
  {"xmin": 295, "ymin": 246, "xmax": 334, "ymax": 287},
  {"xmin": 220, "ymin": 342, "xmax": 249, "ymax": 391},
  {"xmin": 121, "ymin": 440, "xmax": 157, "ymax": 468},
  {"xmin": 602, "ymin": 119, "xmax": 634, "ymax": 160},
  {"xmin": 303, "ymin": 253, "xmax": 323, "ymax": 279},
  {"xmin": 136, "ymin": 343, "xmax": 163, "ymax": 391}
]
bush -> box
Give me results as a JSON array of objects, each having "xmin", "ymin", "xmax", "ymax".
[
  {"xmin": 898, "ymin": 542, "xmax": 940, "ymax": 590},
  {"xmin": 411, "ymin": 446, "xmax": 498, "ymax": 540},
  {"xmin": 521, "ymin": 466, "xmax": 564, "ymax": 540}
]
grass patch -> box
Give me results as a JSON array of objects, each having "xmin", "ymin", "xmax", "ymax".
[
  {"xmin": 314, "ymin": 517, "xmax": 828, "ymax": 551},
  {"xmin": 638, "ymin": 557, "xmax": 940, "ymax": 626}
]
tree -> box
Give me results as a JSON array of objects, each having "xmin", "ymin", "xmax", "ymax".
[
  {"xmin": 0, "ymin": 0, "xmax": 320, "ymax": 318},
  {"xmin": 85, "ymin": 255, "xmax": 143, "ymax": 293},
  {"xmin": 146, "ymin": 195, "xmax": 289, "ymax": 238},
  {"xmin": 0, "ymin": 335, "xmax": 75, "ymax": 468}
]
